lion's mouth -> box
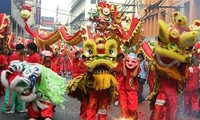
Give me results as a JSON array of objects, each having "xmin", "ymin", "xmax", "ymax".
[
  {"xmin": 93, "ymin": 65, "xmax": 111, "ymax": 74},
  {"xmin": 156, "ymin": 55, "xmax": 179, "ymax": 68}
]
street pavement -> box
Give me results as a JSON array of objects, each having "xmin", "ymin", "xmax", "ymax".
[{"xmin": 0, "ymin": 79, "xmax": 198, "ymax": 120}]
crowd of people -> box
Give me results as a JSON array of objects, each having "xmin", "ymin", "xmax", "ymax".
[{"xmin": 0, "ymin": 41, "xmax": 200, "ymax": 120}]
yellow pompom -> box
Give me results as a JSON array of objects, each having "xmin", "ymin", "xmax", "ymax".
[{"xmin": 20, "ymin": 10, "xmax": 31, "ymax": 20}]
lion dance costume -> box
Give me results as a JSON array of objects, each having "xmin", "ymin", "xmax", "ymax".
[
  {"xmin": 66, "ymin": 2, "xmax": 142, "ymax": 120},
  {"xmin": 144, "ymin": 12, "xmax": 200, "ymax": 120},
  {"xmin": 1, "ymin": 61, "xmax": 66, "ymax": 120}
]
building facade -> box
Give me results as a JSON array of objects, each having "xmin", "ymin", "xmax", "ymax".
[
  {"xmin": 139, "ymin": 0, "xmax": 200, "ymax": 41},
  {"xmin": 0, "ymin": 0, "xmax": 37, "ymax": 39},
  {"xmin": 68, "ymin": 0, "xmax": 139, "ymax": 32}
]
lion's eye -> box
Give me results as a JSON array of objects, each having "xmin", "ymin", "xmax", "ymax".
[
  {"xmin": 88, "ymin": 50, "xmax": 93, "ymax": 54},
  {"xmin": 84, "ymin": 48, "xmax": 94, "ymax": 57},
  {"xmin": 109, "ymin": 50, "xmax": 113, "ymax": 54}
]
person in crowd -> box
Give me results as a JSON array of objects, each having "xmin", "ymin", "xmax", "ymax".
[
  {"xmin": 137, "ymin": 53, "xmax": 148, "ymax": 103},
  {"xmin": 60, "ymin": 49, "xmax": 72, "ymax": 77},
  {"xmin": 72, "ymin": 50, "xmax": 82, "ymax": 78},
  {"xmin": 113, "ymin": 52, "xmax": 125, "ymax": 106},
  {"xmin": 51, "ymin": 50, "xmax": 61, "ymax": 75},
  {"xmin": 41, "ymin": 50, "xmax": 58, "ymax": 74},
  {"xmin": 26, "ymin": 42, "xmax": 41, "ymax": 64},
  {"xmin": 183, "ymin": 57, "xmax": 199, "ymax": 118},
  {"xmin": 0, "ymin": 47, "xmax": 8, "ymax": 98},
  {"xmin": 1, "ymin": 44, "xmax": 25, "ymax": 114}
]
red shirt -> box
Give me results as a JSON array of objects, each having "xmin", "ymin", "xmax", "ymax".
[
  {"xmin": 26, "ymin": 53, "xmax": 41, "ymax": 64},
  {"xmin": 119, "ymin": 67, "xmax": 140, "ymax": 91},
  {"xmin": 114, "ymin": 61, "xmax": 124, "ymax": 79},
  {"xmin": 0, "ymin": 54, "xmax": 8, "ymax": 73},
  {"xmin": 79, "ymin": 59, "xmax": 87, "ymax": 74},
  {"xmin": 72, "ymin": 58, "xmax": 82, "ymax": 78},
  {"xmin": 42, "ymin": 62, "xmax": 58, "ymax": 74},
  {"xmin": 7, "ymin": 53, "xmax": 22, "ymax": 84},
  {"xmin": 8, "ymin": 52, "xmax": 22, "ymax": 62}
]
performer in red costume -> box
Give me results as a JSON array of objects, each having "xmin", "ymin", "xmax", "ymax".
[
  {"xmin": 41, "ymin": 50, "xmax": 58, "ymax": 74},
  {"xmin": 72, "ymin": 51, "xmax": 82, "ymax": 78},
  {"xmin": 71, "ymin": 50, "xmax": 88, "ymax": 119},
  {"xmin": 26, "ymin": 42, "xmax": 41, "ymax": 64},
  {"xmin": 145, "ymin": 12, "xmax": 200, "ymax": 120},
  {"xmin": 150, "ymin": 55, "xmax": 186, "ymax": 120},
  {"xmin": 147, "ymin": 62, "xmax": 155, "ymax": 93},
  {"xmin": 59, "ymin": 50, "xmax": 72, "ymax": 77},
  {"xmin": 183, "ymin": 57, "xmax": 199, "ymax": 118},
  {"xmin": 118, "ymin": 53, "xmax": 140, "ymax": 119},
  {"xmin": 1, "ymin": 44, "xmax": 25, "ymax": 114},
  {"xmin": 0, "ymin": 47, "xmax": 8, "ymax": 98},
  {"xmin": 114, "ymin": 53, "xmax": 125, "ymax": 106}
]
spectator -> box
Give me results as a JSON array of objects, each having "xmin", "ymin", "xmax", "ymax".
[{"xmin": 137, "ymin": 53, "xmax": 148, "ymax": 103}]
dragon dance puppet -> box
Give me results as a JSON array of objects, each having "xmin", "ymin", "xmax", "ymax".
[
  {"xmin": 140, "ymin": 12, "xmax": 200, "ymax": 120},
  {"xmin": 1, "ymin": 61, "xmax": 66, "ymax": 120}
]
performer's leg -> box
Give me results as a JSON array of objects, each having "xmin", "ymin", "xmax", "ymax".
[
  {"xmin": 150, "ymin": 92, "xmax": 167, "ymax": 120},
  {"xmin": 191, "ymin": 90, "xmax": 199, "ymax": 117},
  {"xmin": 1, "ymin": 88, "xmax": 16, "ymax": 113},
  {"xmin": 138, "ymin": 78, "xmax": 145, "ymax": 103},
  {"xmin": 166, "ymin": 95, "xmax": 178, "ymax": 120},
  {"xmin": 27, "ymin": 103, "xmax": 40, "ymax": 119},
  {"xmin": 86, "ymin": 90, "xmax": 98, "ymax": 120},
  {"xmin": 119, "ymin": 90, "xmax": 129, "ymax": 118},
  {"xmin": 127, "ymin": 90, "xmax": 138, "ymax": 120},
  {"xmin": 80, "ymin": 99, "xmax": 87, "ymax": 119},
  {"xmin": 97, "ymin": 90, "xmax": 109, "ymax": 120},
  {"xmin": 41, "ymin": 102, "xmax": 54, "ymax": 119},
  {"xmin": 183, "ymin": 91, "xmax": 191, "ymax": 114},
  {"xmin": 15, "ymin": 95, "xmax": 23, "ymax": 112}
]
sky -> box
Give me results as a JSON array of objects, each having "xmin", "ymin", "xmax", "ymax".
[{"xmin": 41, "ymin": 0, "xmax": 72, "ymax": 23}]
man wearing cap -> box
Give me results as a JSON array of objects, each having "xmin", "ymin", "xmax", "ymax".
[{"xmin": 1, "ymin": 44, "xmax": 25, "ymax": 114}]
